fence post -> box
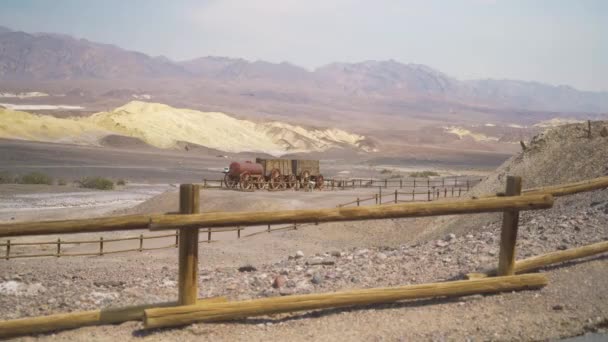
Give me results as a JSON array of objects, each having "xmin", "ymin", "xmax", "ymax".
[
  {"xmin": 458, "ymin": 188, "xmax": 462, "ymax": 197},
  {"xmin": 5, "ymin": 240, "xmax": 9, "ymax": 260},
  {"xmin": 427, "ymin": 178, "xmax": 430, "ymax": 188},
  {"xmin": 413, "ymin": 178, "xmax": 416, "ymax": 189},
  {"xmin": 99, "ymin": 237, "xmax": 103, "ymax": 256},
  {"xmin": 294, "ymin": 222, "xmax": 297, "ymax": 230},
  {"xmin": 394, "ymin": 189, "xmax": 398, "ymax": 203},
  {"xmin": 412, "ymin": 189, "xmax": 415, "ymax": 201},
  {"xmin": 178, "ymin": 184, "xmax": 200, "ymax": 305},
  {"xmin": 379, "ymin": 187, "xmax": 382, "ymax": 204},
  {"xmin": 238, "ymin": 226, "xmax": 241, "ymax": 238},
  {"xmin": 375, "ymin": 193, "xmax": 378, "ymax": 205},
  {"xmin": 175, "ymin": 230, "xmax": 179, "ymax": 247},
  {"xmin": 427, "ymin": 189, "xmax": 431, "ymax": 201},
  {"xmin": 400, "ymin": 179, "xmax": 402, "ymax": 188},
  {"xmin": 139, "ymin": 234, "xmax": 143, "ymax": 252},
  {"xmin": 267, "ymin": 224, "xmax": 271, "ymax": 233},
  {"xmin": 497, "ymin": 176, "xmax": 523, "ymax": 276},
  {"xmin": 384, "ymin": 179, "xmax": 388, "ymax": 188},
  {"xmin": 444, "ymin": 188, "xmax": 447, "ymax": 198},
  {"xmin": 208, "ymin": 229, "xmax": 211, "ymax": 242},
  {"xmin": 357, "ymin": 197, "xmax": 360, "ymax": 206},
  {"xmin": 451, "ymin": 187, "xmax": 454, "ymax": 197},
  {"xmin": 56, "ymin": 238, "xmax": 61, "ymax": 257}
]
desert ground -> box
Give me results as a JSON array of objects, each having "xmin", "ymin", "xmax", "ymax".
[{"xmin": 1, "ymin": 121, "xmax": 607, "ymax": 341}]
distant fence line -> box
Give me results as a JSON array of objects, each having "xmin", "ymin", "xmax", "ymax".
[
  {"xmin": 337, "ymin": 185, "xmax": 471, "ymax": 208},
  {"xmin": 1, "ymin": 222, "xmax": 312, "ymax": 260},
  {"xmin": 200, "ymin": 176, "xmax": 484, "ymax": 190}
]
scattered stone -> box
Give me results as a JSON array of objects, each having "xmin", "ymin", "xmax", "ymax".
[
  {"xmin": 238, "ymin": 265, "xmax": 257, "ymax": 273},
  {"xmin": 311, "ymin": 274, "xmax": 323, "ymax": 285},
  {"xmin": 93, "ymin": 280, "xmax": 125, "ymax": 288},
  {"xmin": 552, "ymin": 304, "xmax": 564, "ymax": 311},
  {"xmin": 330, "ymin": 250, "xmax": 343, "ymax": 257},
  {"xmin": 272, "ymin": 275, "xmax": 287, "ymax": 289},
  {"xmin": 445, "ymin": 233, "xmax": 456, "ymax": 241},
  {"xmin": 436, "ymin": 240, "xmax": 449, "ymax": 248},
  {"xmin": 295, "ymin": 251, "xmax": 305, "ymax": 259}
]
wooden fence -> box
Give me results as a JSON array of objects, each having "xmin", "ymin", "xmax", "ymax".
[
  {"xmin": 1, "ymin": 175, "xmax": 608, "ymax": 337},
  {"xmin": 0, "ymin": 223, "xmax": 313, "ymax": 260},
  {"xmin": 201, "ymin": 176, "xmax": 483, "ymax": 191},
  {"xmin": 337, "ymin": 185, "xmax": 470, "ymax": 208}
]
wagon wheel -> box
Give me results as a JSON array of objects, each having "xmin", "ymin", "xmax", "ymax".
[
  {"xmin": 255, "ymin": 177, "xmax": 266, "ymax": 190},
  {"xmin": 286, "ymin": 174, "xmax": 297, "ymax": 189},
  {"xmin": 299, "ymin": 170, "xmax": 311, "ymax": 188},
  {"xmin": 268, "ymin": 169, "xmax": 284, "ymax": 190},
  {"xmin": 239, "ymin": 172, "xmax": 254, "ymax": 190},
  {"xmin": 315, "ymin": 174, "xmax": 325, "ymax": 189},
  {"xmin": 224, "ymin": 173, "xmax": 238, "ymax": 189}
]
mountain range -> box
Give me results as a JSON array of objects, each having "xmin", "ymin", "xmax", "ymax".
[{"xmin": 0, "ymin": 27, "xmax": 608, "ymax": 136}]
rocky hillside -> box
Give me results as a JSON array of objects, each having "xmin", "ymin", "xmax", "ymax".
[
  {"xmin": 0, "ymin": 101, "xmax": 374, "ymax": 154},
  {"xmin": 418, "ymin": 120, "xmax": 608, "ymax": 240}
]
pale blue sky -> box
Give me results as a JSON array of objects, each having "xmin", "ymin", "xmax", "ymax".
[{"xmin": 0, "ymin": 0, "xmax": 606, "ymax": 91}]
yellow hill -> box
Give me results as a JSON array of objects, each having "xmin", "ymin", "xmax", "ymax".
[{"xmin": 0, "ymin": 101, "xmax": 373, "ymax": 154}]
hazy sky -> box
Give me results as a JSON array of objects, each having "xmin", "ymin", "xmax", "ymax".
[{"xmin": 0, "ymin": 0, "xmax": 606, "ymax": 91}]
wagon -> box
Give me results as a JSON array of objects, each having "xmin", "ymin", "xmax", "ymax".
[{"xmin": 223, "ymin": 158, "xmax": 324, "ymax": 191}]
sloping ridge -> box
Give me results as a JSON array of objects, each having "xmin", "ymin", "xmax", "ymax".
[
  {"xmin": 0, "ymin": 101, "xmax": 375, "ymax": 155},
  {"xmin": 418, "ymin": 121, "xmax": 608, "ymax": 240}
]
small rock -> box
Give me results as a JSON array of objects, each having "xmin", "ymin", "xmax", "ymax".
[
  {"xmin": 311, "ymin": 274, "xmax": 323, "ymax": 285},
  {"xmin": 445, "ymin": 233, "xmax": 456, "ymax": 241},
  {"xmin": 295, "ymin": 251, "xmax": 305, "ymax": 259},
  {"xmin": 93, "ymin": 280, "xmax": 125, "ymax": 288},
  {"xmin": 330, "ymin": 250, "xmax": 343, "ymax": 257},
  {"xmin": 376, "ymin": 253, "xmax": 388, "ymax": 260},
  {"xmin": 238, "ymin": 265, "xmax": 257, "ymax": 273},
  {"xmin": 436, "ymin": 240, "xmax": 449, "ymax": 248},
  {"xmin": 279, "ymin": 288, "xmax": 294, "ymax": 296},
  {"xmin": 557, "ymin": 245, "xmax": 568, "ymax": 250},
  {"xmin": 552, "ymin": 304, "xmax": 564, "ymax": 311},
  {"xmin": 272, "ymin": 275, "xmax": 287, "ymax": 289}
]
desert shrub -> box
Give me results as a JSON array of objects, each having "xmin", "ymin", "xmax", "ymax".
[
  {"xmin": 57, "ymin": 179, "xmax": 67, "ymax": 186},
  {"xmin": 78, "ymin": 177, "xmax": 114, "ymax": 190},
  {"xmin": 0, "ymin": 171, "xmax": 16, "ymax": 184},
  {"xmin": 409, "ymin": 170, "xmax": 440, "ymax": 178},
  {"xmin": 116, "ymin": 179, "xmax": 127, "ymax": 186},
  {"xmin": 18, "ymin": 172, "xmax": 53, "ymax": 185},
  {"xmin": 380, "ymin": 169, "xmax": 392, "ymax": 174},
  {"xmin": 389, "ymin": 174, "xmax": 403, "ymax": 179}
]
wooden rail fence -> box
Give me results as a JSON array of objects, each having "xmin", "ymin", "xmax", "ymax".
[
  {"xmin": 1, "ymin": 175, "xmax": 608, "ymax": 337},
  {"xmin": 337, "ymin": 185, "xmax": 470, "ymax": 208},
  {"xmin": 201, "ymin": 176, "xmax": 483, "ymax": 191}
]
